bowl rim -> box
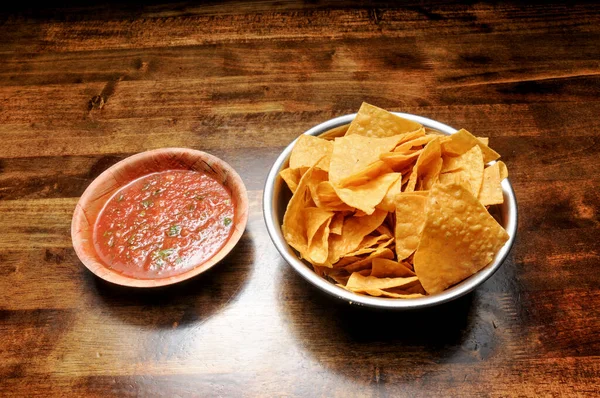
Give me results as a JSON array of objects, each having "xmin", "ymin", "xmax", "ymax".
[
  {"xmin": 72, "ymin": 147, "xmax": 249, "ymax": 288},
  {"xmin": 263, "ymin": 112, "xmax": 518, "ymax": 309}
]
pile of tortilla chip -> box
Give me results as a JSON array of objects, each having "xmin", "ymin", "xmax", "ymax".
[{"xmin": 280, "ymin": 103, "xmax": 510, "ymax": 298}]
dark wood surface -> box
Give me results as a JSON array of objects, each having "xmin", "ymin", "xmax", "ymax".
[{"xmin": 1, "ymin": 1, "xmax": 599, "ymax": 396}]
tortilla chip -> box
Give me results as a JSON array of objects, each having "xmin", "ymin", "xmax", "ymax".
[
  {"xmin": 334, "ymin": 173, "xmax": 401, "ymax": 214},
  {"xmin": 279, "ymin": 167, "xmax": 301, "ymax": 193},
  {"xmin": 329, "ymin": 134, "xmax": 406, "ymax": 185},
  {"xmin": 346, "ymin": 273, "xmax": 419, "ymax": 291},
  {"xmin": 404, "ymin": 138, "xmax": 442, "ymax": 192},
  {"xmin": 341, "ymin": 248, "xmax": 395, "ymax": 273},
  {"xmin": 379, "ymin": 149, "xmax": 422, "ymax": 171},
  {"xmin": 282, "ymin": 166, "xmax": 318, "ymax": 256},
  {"xmin": 439, "ymin": 145, "xmax": 484, "ymax": 196},
  {"xmin": 345, "ymin": 102, "xmax": 423, "ymax": 138},
  {"xmin": 497, "ymin": 161, "xmax": 509, "ymax": 180},
  {"xmin": 313, "ymin": 181, "xmax": 355, "ymax": 212},
  {"xmin": 413, "ymin": 182, "xmax": 510, "ymax": 294},
  {"xmin": 477, "ymin": 137, "xmax": 489, "ymax": 146},
  {"xmin": 479, "ymin": 162, "xmax": 504, "ymax": 206},
  {"xmin": 327, "ymin": 209, "xmax": 387, "ymax": 264},
  {"xmin": 289, "ymin": 134, "xmax": 333, "ymax": 171},
  {"xmin": 329, "ymin": 213, "xmax": 345, "ymax": 235},
  {"xmin": 441, "ymin": 129, "xmax": 500, "ymax": 163},
  {"xmin": 304, "ymin": 207, "xmax": 335, "ymax": 248},
  {"xmin": 371, "ymin": 258, "xmax": 416, "ymax": 278},
  {"xmin": 306, "ymin": 213, "xmax": 334, "ymax": 265},
  {"xmin": 343, "ymin": 236, "xmax": 394, "ymax": 257},
  {"xmin": 418, "ymin": 156, "xmax": 443, "ymax": 191},
  {"xmin": 394, "ymin": 135, "xmax": 436, "ymax": 153},
  {"xmin": 337, "ymin": 160, "xmax": 394, "ymax": 187},
  {"xmin": 395, "ymin": 193, "xmax": 428, "ymax": 260}
]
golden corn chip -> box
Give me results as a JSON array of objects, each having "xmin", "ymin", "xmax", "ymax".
[
  {"xmin": 279, "ymin": 167, "xmax": 301, "ymax": 193},
  {"xmin": 329, "ymin": 134, "xmax": 406, "ymax": 185},
  {"xmin": 440, "ymin": 145, "xmax": 484, "ymax": 196},
  {"xmin": 395, "ymin": 193, "xmax": 428, "ymax": 260},
  {"xmin": 368, "ymin": 290, "xmax": 424, "ymax": 299},
  {"xmin": 313, "ymin": 181, "xmax": 355, "ymax": 212},
  {"xmin": 289, "ymin": 134, "xmax": 333, "ymax": 171},
  {"xmin": 497, "ymin": 161, "xmax": 509, "ymax": 180},
  {"xmin": 334, "ymin": 173, "xmax": 401, "ymax": 214},
  {"xmin": 327, "ymin": 209, "xmax": 387, "ymax": 264},
  {"xmin": 414, "ymin": 182, "xmax": 510, "ymax": 294},
  {"xmin": 341, "ymin": 247, "xmax": 395, "ymax": 273},
  {"xmin": 479, "ymin": 162, "xmax": 504, "ymax": 206},
  {"xmin": 282, "ymin": 166, "xmax": 318, "ymax": 256},
  {"xmin": 306, "ymin": 213, "xmax": 334, "ymax": 265},
  {"xmin": 386, "ymin": 281, "xmax": 427, "ymax": 295},
  {"xmin": 376, "ymin": 224, "xmax": 393, "ymax": 238},
  {"xmin": 441, "ymin": 129, "xmax": 500, "ymax": 163},
  {"xmin": 346, "ymin": 272, "xmax": 419, "ymax": 291},
  {"xmin": 345, "ymin": 102, "xmax": 423, "ymax": 138},
  {"xmin": 477, "ymin": 137, "xmax": 489, "ymax": 146},
  {"xmin": 337, "ymin": 160, "xmax": 394, "ymax": 187},
  {"xmin": 343, "ymin": 236, "xmax": 394, "ymax": 258},
  {"xmin": 380, "ymin": 149, "xmax": 422, "ymax": 170},
  {"xmin": 329, "ymin": 213, "xmax": 345, "ymax": 235},
  {"xmin": 405, "ymin": 138, "xmax": 442, "ymax": 192},
  {"xmin": 418, "ymin": 156, "xmax": 443, "ymax": 191},
  {"xmin": 371, "ymin": 258, "xmax": 416, "ymax": 278},
  {"xmin": 304, "ymin": 207, "xmax": 335, "ymax": 248},
  {"xmin": 394, "ymin": 135, "xmax": 436, "ymax": 153}
]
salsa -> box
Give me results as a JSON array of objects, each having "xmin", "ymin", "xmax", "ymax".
[{"xmin": 93, "ymin": 169, "xmax": 235, "ymax": 279}]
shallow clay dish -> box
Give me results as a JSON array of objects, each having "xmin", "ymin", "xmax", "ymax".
[{"xmin": 72, "ymin": 148, "xmax": 248, "ymax": 288}]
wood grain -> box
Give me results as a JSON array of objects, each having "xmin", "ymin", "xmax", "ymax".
[{"xmin": 0, "ymin": 1, "xmax": 599, "ymax": 396}]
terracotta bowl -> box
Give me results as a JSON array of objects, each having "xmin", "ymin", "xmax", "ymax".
[{"xmin": 72, "ymin": 148, "xmax": 249, "ymax": 288}]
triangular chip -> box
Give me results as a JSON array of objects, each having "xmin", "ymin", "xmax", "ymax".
[
  {"xmin": 371, "ymin": 258, "xmax": 416, "ymax": 278},
  {"xmin": 289, "ymin": 134, "xmax": 333, "ymax": 171},
  {"xmin": 343, "ymin": 235, "xmax": 394, "ymax": 257},
  {"xmin": 346, "ymin": 273, "xmax": 419, "ymax": 291},
  {"xmin": 334, "ymin": 173, "xmax": 401, "ymax": 214},
  {"xmin": 479, "ymin": 162, "xmax": 504, "ymax": 206},
  {"xmin": 282, "ymin": 166, "xmax": 318, "ymax": 256},
  {"xmin": 395, "ymin": 193, "xmax": 428, "ymax": 260},
  {"xmin": 414, "ymin": 182, "xmax": 510, "ymax": 294},
  {"xmin": 305, "ymin": 213, "xmax": 334, "ymax": 265},
  {"xmin": 304, "ymin": 207, "xmax": 335, "ymax": 248},
  {"xmin": 312, "ymin": 181, "xmax": 355, "ymax": 212},
  {"xmin": 327, "ymin": 209, "xmax": 387, "ymax": 264},
  {"xmin": 329, "ymin": 213, "xmax": 345, "ymax": 235},
  {"xmin": 337, "ymin": 160, "xmax": 394, "ymax": 187},
  {"xmin": 497, "ymin": 161, "xmax": 509, "ymax": 180},
  {"xmin": 394, "ymin": 135, "xmax": 436, "ymax": 153},
  {"xmin": 329, "ymin": 134, "xmax": 406, "ymax": 185},
  {"xmin": 441, "ymin": 129, "xmax": 500, "ymax": 163},
  {"xmin": 345, "ymin": 102, "xmax": 423, "ymax": 138},
  {"xmin": 341, "ymin": 247, "xmax": 395, "ymax": 273},
  {"xmin": 439, "ymin": 145, "xmax": 484, "ymax": 196},
  {"xmin": 379, "ymin": 149, "xmax": 422, "ymax": 171},
  {"xmin": 404, "ymin": 138, "xmax": 442, "ymax": 192},
  {"xmin": 279, "ymin": 167, "xmax": 301, "ymax": 193}
]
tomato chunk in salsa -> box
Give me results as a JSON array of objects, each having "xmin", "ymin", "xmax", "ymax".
[{"xmin": 93, "ymin": 170, "xmax": 234, "ymax": 279}]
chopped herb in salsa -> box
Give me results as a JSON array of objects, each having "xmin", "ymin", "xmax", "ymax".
[{"xmin": 168, "ymin": 225, "xmax": 181, "ymax": 237}]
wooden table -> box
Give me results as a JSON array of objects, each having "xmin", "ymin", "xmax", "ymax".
[{"xmin": 1, "ymin": 1, "xmax": 599, "ymax": 396}]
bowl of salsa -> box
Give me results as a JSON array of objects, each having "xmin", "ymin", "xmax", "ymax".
[{"xmin": 72, "ymin": 148, "xmax": 248, "ymax": 287}]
